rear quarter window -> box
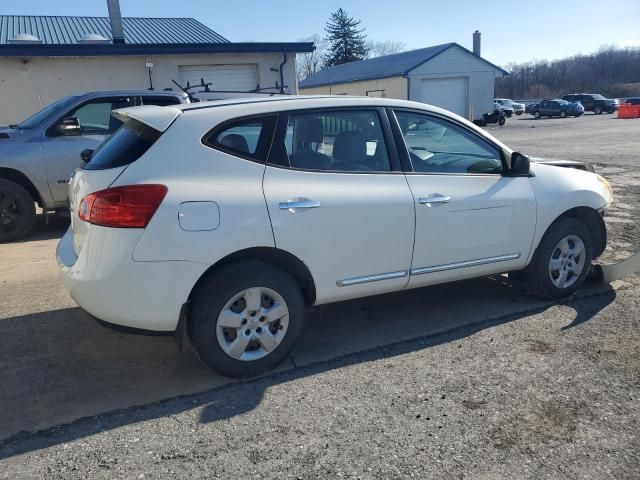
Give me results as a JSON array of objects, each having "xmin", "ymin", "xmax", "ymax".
[
  {"xmin": 84, "ymin": 119, "xmax": 161, "ymax": 170},
  {"xmin": 203, "ymin": 115, "xmax": 278, "ymax": 163}
]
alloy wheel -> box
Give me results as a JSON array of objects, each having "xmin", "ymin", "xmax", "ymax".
[
  {"xmin": 548, "ymin": 235, "xmax": 586, "ymax": 289},
  {"xmin": 216, "ymin": 287, "xmax": 290, "ymax": 361},
  {"xmin": 0, "ymin": 191, "xmax": 21, "ymax": 235}
]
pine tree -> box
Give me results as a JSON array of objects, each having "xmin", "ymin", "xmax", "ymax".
[{"xmin": 324, "ymin": 9, "xmax": 368, "ymax": 67}]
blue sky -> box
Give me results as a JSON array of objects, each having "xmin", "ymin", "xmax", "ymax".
[{"xmin": 3, "ymin": 0, "xmax": 640, "ymax": 66}]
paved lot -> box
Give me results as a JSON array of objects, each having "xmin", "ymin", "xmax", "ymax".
[{"xmin": 0, "ymin": 113, "xmax": 638, "ymax": 479}]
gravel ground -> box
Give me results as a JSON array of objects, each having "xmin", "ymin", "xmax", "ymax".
[{"xmin": 0, "ymin": 113, "xmax": 638, "ymax": 479}]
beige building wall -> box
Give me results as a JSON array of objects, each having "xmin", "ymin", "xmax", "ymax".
[
  {"xmin": 0, "ymin": 52, "xmax": 298, "ymax": 123},
  {"xmin": 299, "ymin": 76, "xmax": 407, "ymax": 99}
]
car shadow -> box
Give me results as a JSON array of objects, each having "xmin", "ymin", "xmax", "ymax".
[{"xmin": 0, "ymin": 277, "xmax": 617, "ymax": 459}]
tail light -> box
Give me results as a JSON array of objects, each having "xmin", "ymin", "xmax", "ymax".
[{"xmin": 79, "ymin": 184, "xmax": 167, "ymax": 228}]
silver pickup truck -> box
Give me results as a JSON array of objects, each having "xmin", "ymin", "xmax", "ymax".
[{"xmin": 0, "ymin": 90, "xmax": 189, "ymax": 242}]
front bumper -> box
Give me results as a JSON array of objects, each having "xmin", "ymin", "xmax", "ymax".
[{"xmin": 56, "ymin": 227, "xmax": 206, "ymax": 332}]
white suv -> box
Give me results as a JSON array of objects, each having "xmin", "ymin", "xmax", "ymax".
[{"xmin": 57, "ymin": 96, "xmax": 613, "ymax": 377}]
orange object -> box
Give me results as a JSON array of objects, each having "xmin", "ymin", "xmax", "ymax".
[{"xmin": 618, "ymin": 104, "xmax": 640, "ymax": 119}]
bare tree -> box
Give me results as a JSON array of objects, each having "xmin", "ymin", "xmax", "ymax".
[
  {"xmin": 366, "ymin": 40, "xmax": 407, "ymax": 58},
  {"xmin": 495, "ymin": 45, "xmax": 640, "ymax": 99},
  {"xmin": 297, "ymin": 34, "xmax": 328, "ymax": 81}
]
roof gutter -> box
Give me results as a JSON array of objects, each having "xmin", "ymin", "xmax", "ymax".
[{"xmin": 0, "ymin": 42, "xmax": 315, "ymax": 57}]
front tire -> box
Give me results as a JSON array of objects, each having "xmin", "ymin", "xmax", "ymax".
[
  {"xmin": 525, "ymin": 218, "xmax": 593, "ymax": 299},
  {"xmin": 560, "ymin": 110, "xmax": 567, "ymax": 118},
  {"xmin": 189, "ymin": 260, "xmax": 305, "ymax": 378},
  {"xmin": 0, "ymin": 179, "xmax": 36, "ymax": 243},
  {"xmin": 534, "ymin": 111, "xmax": 541, "ymax": 119},
  {"xmin": 594, "ymin": 106, "xmax": 603, "ymax": 114}
]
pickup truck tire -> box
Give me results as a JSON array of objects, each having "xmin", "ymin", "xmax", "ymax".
[
  {"xmin": 525, "ymin": 218, "xmax": 593, "ymax": 300},
  {"xmin": 594, "ymin": 105, "xmax": 603, "ymax": 114},
  {"xmin": 189, "ymin": 260, "xmax": 305, "ymax": 378},
  {"xmin": 0, "ymin": 178, "xmax": 36, "ymax": 243}
]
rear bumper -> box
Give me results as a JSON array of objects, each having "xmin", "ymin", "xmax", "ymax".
[{"xmin": 56, "ymin": 227, "xmax": 206, "ymax": 332}]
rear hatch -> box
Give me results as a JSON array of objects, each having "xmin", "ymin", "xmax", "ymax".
[{"xmin": 69, "ymin": 106, "xmax": 181, "ymax": 254}]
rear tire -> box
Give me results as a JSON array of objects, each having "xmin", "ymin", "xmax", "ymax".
[
  {"xmin": 594, "ymin": 106, "xmax": 603, "ymax": 114},
  {"xmin": 560, "ymin": 110, "xmax": 567, "ymax": 118},
  {"xmin": 525, "ymin": 218, "xmax": 593, "ymax": 300},
  {"xmin": 0, "ymin": 179, "xmax": 36, "ymax": 243},
  {"xmin": 189, "ymin": 260, "xmax": 305, "ymax": 378}
]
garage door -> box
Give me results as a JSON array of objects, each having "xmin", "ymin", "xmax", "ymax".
[
  {"xmin": 421, "ymin": 77, "xmax": 467, "ymax": 116},
  {"xmin": 178, "ymin": 64, "xmax": 258, "ymax": 91}
]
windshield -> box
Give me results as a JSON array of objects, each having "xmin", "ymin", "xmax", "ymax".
[{"xmin": 17, "ymin": 95, "xmax": 80, "ymax": 130}]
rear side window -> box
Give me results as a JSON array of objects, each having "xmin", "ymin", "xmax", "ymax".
[
  {"xmin": 203, "ymin": 115, "xmax": 277, "ymax": 163},
  {"xmin": 84, "ymin": 119, "xmax": 161, "ymax": 170}
]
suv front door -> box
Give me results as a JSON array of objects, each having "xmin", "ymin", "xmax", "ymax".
[
  {"xmin": 263, "ymin": 108, "xmax": 415, "ymax": 304},
  {"xmin": 390, "ymin": 109, "xmax": 536, "ymax": 288},
  {"xmin": 41, "ymin": 96, "xmax": 134, "ymax": 205}
]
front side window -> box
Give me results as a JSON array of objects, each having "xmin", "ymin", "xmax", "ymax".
[
  {"xmin": 395, "ymin": 111, "xmax": 503, "ymax": 174},
  {"xmin": 205, "ymin": 116, "xmax": 277, "ymax": 162},
  {"xmin": 282, "ymin": 110, "xmax": 390, "ymax": 172},
  {"xmin": 69, "ymin": 97, "xmax": 133, "ymax": 134}
]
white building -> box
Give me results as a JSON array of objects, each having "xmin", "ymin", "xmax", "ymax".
[
  {"xmin": 0, "ymin": 9, "xmax": 313, "ymax": 123},
  {"xmin": 299, "ymin": 37, "xmax": 507, "ymax": 121}
]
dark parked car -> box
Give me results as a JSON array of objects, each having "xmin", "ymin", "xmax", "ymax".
[
  {"xmin": 623, "ymin": 97, "xmax": 640, "ymax": 105},
  {"xmin": 562, "ymin": 93, "xmax": 618, "ymax": 114},
  {"xmin": 529, "ymin": 99, "xmax": 584, "ymax": 118}
]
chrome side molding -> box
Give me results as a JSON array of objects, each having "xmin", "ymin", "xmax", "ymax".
[
  {"xmin": 411, "ymin": 253, "xmax": 520, "ymax": 276},
  {"xmin": 337, "ymin": 270, "xmax": 408, "ymax": 287}
]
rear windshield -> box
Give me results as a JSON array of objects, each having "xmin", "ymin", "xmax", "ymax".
[{"xmin": 84, "ymin": 119, "xmax": 161, "ymax": 170}]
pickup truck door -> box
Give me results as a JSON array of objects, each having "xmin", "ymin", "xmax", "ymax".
[
  {"xmin": 389, "ymin": 109, "xmax": 536, "ymax": 288},
  {"xmin": 41, "ymin": 96, "xmax": 133, "ymax": 206}
]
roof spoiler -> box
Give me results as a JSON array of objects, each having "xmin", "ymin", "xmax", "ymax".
[{"xmin": 112, "ymin": 105, "xmax": 182, "ymax": 132}]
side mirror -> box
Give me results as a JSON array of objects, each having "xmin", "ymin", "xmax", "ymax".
[
  {"xmin": 80, "ymin": 148, "xmax": 93, "ymax": 164},
  {"xmin": 510, "ymin": 152, "xmax": 530, "ymax": 176},
  {"xmin": 56, "ymin": 117, "xmax": 81, "ymax": 135}
]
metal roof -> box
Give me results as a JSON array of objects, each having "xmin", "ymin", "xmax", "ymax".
[
  {"xmin": 299, "ymin": 43, "xmax": 508, "ymax": 88},
  {"xmin": 0, "ymin": 15, "xmax": 229, "ymax": 45}
]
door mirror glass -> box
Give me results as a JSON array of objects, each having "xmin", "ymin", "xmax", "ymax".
[
  {"xmin": 56, "ymin": 117, "xmax": 81, "ymax": 135},
  {"xmin": 510, "ymin": 152, "xmax": 530, "ymax": 175}
]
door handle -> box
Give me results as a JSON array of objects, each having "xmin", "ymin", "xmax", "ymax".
[
  {"xmin": 279, "ymin": 199, "xmax": 321, "ymax": 212},
  {"xmin": 419, "ymin": 194, "xmax": 451, "ymax": 206}
]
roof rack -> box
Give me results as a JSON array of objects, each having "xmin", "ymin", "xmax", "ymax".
[{"xmin": 171, "ymin": 78, "xmax": 291, "ymax": 102}]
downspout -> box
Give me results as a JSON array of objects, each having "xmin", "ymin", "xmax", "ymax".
[
  {"xmin": 279, "ymin": 52, "xmax": 287, "ymax": 94},
  {"xmin": 404, "ymin": 74, "xmax": 411, "ymax": 101}
]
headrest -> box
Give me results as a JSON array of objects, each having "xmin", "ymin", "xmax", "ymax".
[
  {"xmin": 219, "ymin": 133, "xmax": 249, "ymax": 153},
  {"xmin": 294, "ymin": 117, "xmax": 324, "ymax": 145},
  {"xmin": 333, "ymin": 131, "xmax": 367, "ymax": 162}
]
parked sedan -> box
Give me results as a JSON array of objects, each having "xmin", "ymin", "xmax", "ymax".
[
  {"xmin": 530, "ymin": 99, "xmax": 584, "ymax": 118},
  {"xmin": 57, "ymin": 96, "xmax": 613, "ymax": 377}
]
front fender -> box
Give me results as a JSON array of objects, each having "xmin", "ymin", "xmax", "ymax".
[{"xmin": 528, "ymin": 163, "xmax": 612, "ymax": 260}]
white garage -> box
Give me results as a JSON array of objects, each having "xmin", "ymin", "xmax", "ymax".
[{"xmin": 299, "ymin": 38, "xmax": 507, "ymax": 122}]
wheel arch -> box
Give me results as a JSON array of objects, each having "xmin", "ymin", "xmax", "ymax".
[
  {"xmin": 189, "ymin": 247, "xmax": 317, "ymax": 307},
  {"xmin": 536, "ymin": 206, "xmax": 607, "ymax": 259},
  {"xmin": 0, "ymin": 167, "xmax": 43, "ymax": 206}
]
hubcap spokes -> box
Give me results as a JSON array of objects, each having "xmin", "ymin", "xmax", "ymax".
[
  {"xmin": 216, "ymin": 287, "xmax": 289, "ymax": 361},
  {"xmin": 548, "ymin": 235, "xmax": 586, "ymax": 289}
]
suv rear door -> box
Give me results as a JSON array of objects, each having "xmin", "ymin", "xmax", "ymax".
[
  {"xmin": 42, "ymin": 95, "xmax": 134, "ymax": 205},
  {"xmin": 262, "ymin": 108, "xmax": 415, "ymax": 304}
]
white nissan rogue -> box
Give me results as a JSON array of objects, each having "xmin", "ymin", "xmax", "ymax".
[{"xmin": 57, "ymin": 96, "xmax": 613, "ymax": 377}]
